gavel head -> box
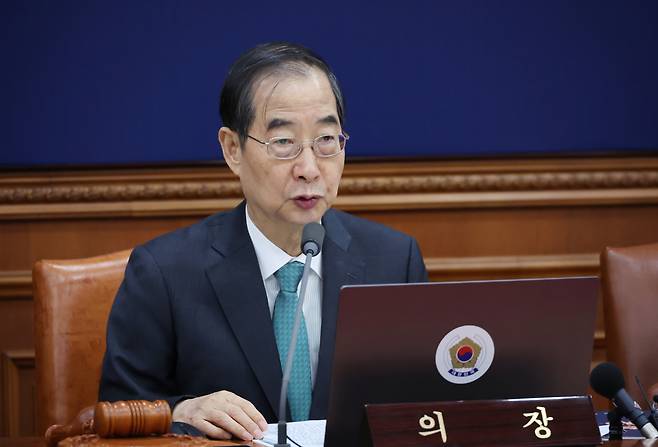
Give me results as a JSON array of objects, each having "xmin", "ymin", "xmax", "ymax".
[{"xmin": 94, "ymin": 400, "xmax": 172, "ymax": 438}]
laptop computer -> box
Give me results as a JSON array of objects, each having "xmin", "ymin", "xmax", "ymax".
[{"xmin": 324, "ymin": 276, "xmax": 599, "ymax": 447}]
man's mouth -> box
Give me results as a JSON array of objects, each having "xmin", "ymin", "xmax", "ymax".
[{"xmin": 293, "ymin": 195, "xmax": 321, "ymax": 210}]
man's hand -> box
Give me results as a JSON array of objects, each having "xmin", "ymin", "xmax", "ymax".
[{"xmin": 172, "ymin": 390, "xmax": 268, "ymax": 441}]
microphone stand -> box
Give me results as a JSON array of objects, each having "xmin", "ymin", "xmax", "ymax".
[
  {"xmin": 275, "ymin": 251, "xmax": 314, "ymax": 447},
  {"xmin": 635, "ymin": 375, "xmax": 658, "ymax": 432},
  {"xmin": 607, "ymin": 408, "xmax": 623, "ymax": 440}
]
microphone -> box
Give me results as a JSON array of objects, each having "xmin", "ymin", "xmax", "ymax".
[
  {"xmin": 275, "ymin": 223, "xmax": 325, "ymax": 447},
  {"xmin": 301, "ymin": 222, "xmax": 324, "ymax": 256},
  {"xmin": 590, "ymin": 362, "xmax": 658, "ymax": 439}
]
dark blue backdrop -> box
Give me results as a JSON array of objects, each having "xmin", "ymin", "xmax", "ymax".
[{"xmin": 2, "ymin": 0, "xmax": 658, "ymax": 166}]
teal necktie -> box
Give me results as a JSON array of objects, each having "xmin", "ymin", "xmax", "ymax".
[{"xmin": 273, "ymin": 261, "xmax": 312, "ymax": 421}]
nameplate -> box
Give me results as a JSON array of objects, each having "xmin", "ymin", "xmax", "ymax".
[{"xmin": 365, "ymin": 395, "xmax": 601, "ymax": 447}]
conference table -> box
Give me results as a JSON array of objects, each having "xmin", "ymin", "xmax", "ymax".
[{"xmin": 1, "ymin": 438, "xmax": 658, "ymax": 446}]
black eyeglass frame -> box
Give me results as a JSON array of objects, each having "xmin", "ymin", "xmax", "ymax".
[{"xmin": 246, "ymin": 133, "xmax": 349, "ymax": 160}]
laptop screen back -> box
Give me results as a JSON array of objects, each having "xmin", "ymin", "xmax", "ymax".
[{"xmin": 324, "ymin": 277, "xmax": 599, "ymax": 447}]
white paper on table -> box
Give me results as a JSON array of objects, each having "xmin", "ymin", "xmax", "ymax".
[
  {"xmin": 256, "ymin": 419, "xmax": 326, "ymax": 447},
  {"xmin": 598, "ymin": 423, "xmax": 609, "ymax": 437}
]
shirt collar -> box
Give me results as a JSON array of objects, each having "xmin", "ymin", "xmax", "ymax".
[{"xmin": 245, "ymin": 204, "xmax": 323, "ymax": 281}]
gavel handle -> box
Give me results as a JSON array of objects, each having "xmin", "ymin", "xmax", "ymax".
[{"xmin": 45, "ymin": 405, "xmax": 95, "ymax": 447}]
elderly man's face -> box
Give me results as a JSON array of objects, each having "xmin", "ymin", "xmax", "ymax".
[{"xmin": 221, "ymin": 67, "xmax": 345, "ymax": 251}]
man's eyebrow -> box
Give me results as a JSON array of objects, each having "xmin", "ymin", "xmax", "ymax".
[
  {"xmin": 266, "ymin": 115, "xmax": 338, "ymax": 132},
  {"xmin": 318, "ymin": 115, "xmax": 339, "ymax": 125},
  {"xmin": 266, "ymin": 118, "xmax": 293, "ymax": 132}
]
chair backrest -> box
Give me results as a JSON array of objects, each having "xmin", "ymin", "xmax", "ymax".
[
  {"xmin": 33, "ymin": 249, "xmax": 131, "ymax": 434},
  {"xmin": 600, "ymin": 242, "xmax": 658, "ymax": 404}
]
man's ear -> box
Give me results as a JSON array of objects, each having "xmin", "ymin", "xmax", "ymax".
[{"xmin": 218, "ymin": 127, "xmax": 241, "ymax": 176}]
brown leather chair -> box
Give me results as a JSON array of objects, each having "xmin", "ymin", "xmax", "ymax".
[
  {"xmin": 601, "ymin": 242, "xmax": 658, "ymax": 404},
  {"xmin": 33, "ymin": 249, "xmax": 131, "ymax": 435}
]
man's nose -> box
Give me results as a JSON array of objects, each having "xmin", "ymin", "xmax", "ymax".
[{"xmin": 293, "ymin": 145, "xmax": 321, "ymax": 182}]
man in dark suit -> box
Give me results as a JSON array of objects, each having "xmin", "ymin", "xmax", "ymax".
[{"xmin": 99, "ymin": 42, "xmax": 427, "ymax": 441}]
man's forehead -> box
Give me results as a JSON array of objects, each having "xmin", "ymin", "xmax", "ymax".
[{"xmin": 251, "ymin": 68, "xmax": 337, "ymax": 126}]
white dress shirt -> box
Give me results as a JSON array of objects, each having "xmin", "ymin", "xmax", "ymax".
[{"xmin": 245, "ymin": 206, "xmax": 323, "ymax": 386}]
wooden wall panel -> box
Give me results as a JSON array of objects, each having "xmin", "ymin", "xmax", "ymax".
[
  {"xmin": 1, "ymin": 155, "xmax": 657, "ymax": 434},
  {"xmin": 357, "ymin": 206, "xmax": 658, "ymax": 260},
  {"xmin": 0, "ymin": 350, "xmax": 35, "ymax": 436},
  {"xmin": 0, "ymin": 218, "xmax": 200, "ymax": 271},
  {"xmin": 0, "ymin": 271, "xmax": 35, "ymax": 436}
]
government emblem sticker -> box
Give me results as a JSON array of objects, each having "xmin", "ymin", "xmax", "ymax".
[{"xmin": 435, "ymin": 325, "xmax": 495, "ymax": 384}]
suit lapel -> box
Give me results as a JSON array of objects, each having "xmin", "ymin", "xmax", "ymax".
[
  {"xmin": 204, "ymin": 205, "xmax": 363, "ymax": 420},
  {"xmin": 310, "ymin": 210, "xmax": 365, "ymax": 419},
  {"xmin": 205, "ymin": 203, "xmax": 282, "ymax": 417}
]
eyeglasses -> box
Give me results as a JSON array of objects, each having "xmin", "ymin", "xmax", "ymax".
[{"xmin": 247, "ymin": 133, "xmax": 349, "ymax": 160}]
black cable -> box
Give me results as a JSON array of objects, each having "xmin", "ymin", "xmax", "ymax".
[{"xmin": 287, "ymin": 435, "xmax": 303, "ymax": 447}]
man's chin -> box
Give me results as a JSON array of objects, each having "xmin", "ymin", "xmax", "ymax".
[{"xmin": 288, "ymin": 202, "xmax": 329, "ymax": 225}]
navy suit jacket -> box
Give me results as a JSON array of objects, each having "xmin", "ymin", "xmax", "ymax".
[{"xmin": 99, "ymin": 202, "xmax": 427, "ymax": 421}]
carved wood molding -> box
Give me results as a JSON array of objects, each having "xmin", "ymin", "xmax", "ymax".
[
  {"xmin": 1, "ymin": 180, "xmax": 242, "ymax": 203},
  {"xmin": 426, "ymin": 253, "xmax": 599, "ymax": 280},
  {"xmin": 3, "ymin": 170, "xmax": 658, "ymax": 204},
  {"xmin": 1, "ymin": 156, "xmax": 657, "ymax": 219},
  {"xmin": 0, "ymin": 271, "xmax": 32, "ymax": 300},
  {"xmin": 0, "ymin": 349, "xmax": 35, "ymax": 436}
]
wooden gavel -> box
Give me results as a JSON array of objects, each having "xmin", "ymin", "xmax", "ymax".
[{"xmin": 45, "ymin": 400, "xmax": 172, "ymax": 447}]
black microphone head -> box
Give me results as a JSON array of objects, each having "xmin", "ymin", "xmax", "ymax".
[
  {"xmin": 590, "ymin": 362, "xmax": 626, "ymax": 399},
  {"xmin": 301, "ymin": 222, "xmax": 325, "ymax": 256}
]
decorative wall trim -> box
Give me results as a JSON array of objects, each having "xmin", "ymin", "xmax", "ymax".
[
  {"xmin": 426, "ymin": 253, "xmax": 599, "ymax": 279},
  {"xmin": 1, "ymin": 156, "xmax": 658, "ymax": 219},
  {"xmin": 343, "ymin": 170, "xmax": 658, "ymax": 194},
  {"xmin": 0, "ymin": 350, "xmax": 35, "ymax": 437},
  {"xmin": 0, "ymin": 180, "xmax": 242, "ymax": 203},
  {"xmin": 3, "ymin": 170, "xmax": 658, "ymax": 204},
  {"xmin": 0, "ymin": 271, "xmax": 32, "ymax": 300}
]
